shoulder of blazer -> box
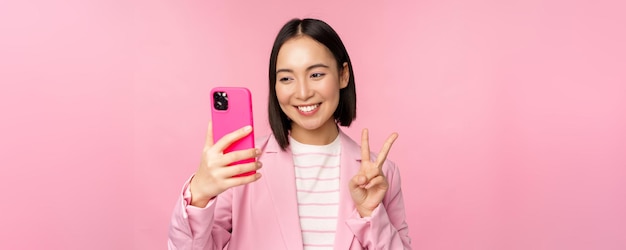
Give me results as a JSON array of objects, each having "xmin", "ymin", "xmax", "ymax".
[
  {"xmin": 254, "ymin": 134, "xmax": 271, "ymax": 151},
  {"xmin": 255, "ymin": 133, "xmax": 287, "ymax": 154}
]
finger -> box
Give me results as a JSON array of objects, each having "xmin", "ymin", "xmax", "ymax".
[
  {"xmin": 363, "ymin": 167, "xmax": 381, "ymax": 181},
  {"xmin": 361, "ymin": 129, "xmax": 371, "ymax": 162},
  {"xmin": 218, "ymin": 161, "xmax": 262, "ymax": 178},
  {"xmin": 220, "ymin": 148, "xmax": 259, "ymax": 166},
  {"xmin": 349, "ymin": 174, "xmax": 368, "ymax": 190},
  {"xmin": 365, "ymin": 175, "xmax": 387, "ymax": 189},
  {"xmin": 375, "ymin": 132, "xmax": 399, "ymax": 166},
  {"xmin": 204, "ymin": 121, "xmax": 214, "ymax": 148},
  {"xmin": 223, "ymin": 172, "xmax": 262, "ymax": 188},
  {"xmin": 212, "ymin": 125, "xmax": 253, "ymax": 152}
]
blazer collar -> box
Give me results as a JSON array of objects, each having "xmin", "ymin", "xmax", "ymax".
[
  {"xmin": 259, "ymin": 130, "xmax": 362, "ymax": 249},
  {"xmin": 258, "ymin": 135, "xmax": 302, "ymax": 249},
  {"xmin": 335, "ymin": 131, "xmax": 362, "ymax": 249}
]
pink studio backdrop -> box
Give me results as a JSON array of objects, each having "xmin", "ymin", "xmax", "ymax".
[{"xmin": 1, "ymin": 0, "xmax": 625, "ymax": 249}]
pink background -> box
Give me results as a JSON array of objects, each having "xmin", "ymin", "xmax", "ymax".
[{"xmin": 1, "ymin": 0, "xmax": 625, "ymax": 249}]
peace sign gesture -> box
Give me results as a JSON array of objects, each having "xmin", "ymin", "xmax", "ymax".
[{"xmin": 349, "ymin": 129, "xmax": 399, "ymax": 217}]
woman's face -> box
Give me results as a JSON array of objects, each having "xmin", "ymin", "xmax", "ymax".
[{"xmin": 275, "ymin": 36, "xmax": 349, "ymax": 134}]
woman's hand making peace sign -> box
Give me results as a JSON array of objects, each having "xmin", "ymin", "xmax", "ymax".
[{"xmin": 349, "ymin": 129, "xmax": 399, "ymax": 217}]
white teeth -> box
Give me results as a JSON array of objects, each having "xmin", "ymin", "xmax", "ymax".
[{"xmin": 298, "ymin": 104, "xmax": 319, "ymax": 112}]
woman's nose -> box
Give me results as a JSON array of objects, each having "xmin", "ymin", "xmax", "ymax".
[{"xmin": 295, "ymin": 80, "xmax": 313, "ymax": 100}]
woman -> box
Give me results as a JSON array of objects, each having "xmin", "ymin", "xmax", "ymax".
[{"xmin": 169, "ymin": 18, "xmax": 411, "ymax": 249}]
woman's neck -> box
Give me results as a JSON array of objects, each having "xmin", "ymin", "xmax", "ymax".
[{"xmin": 290, "ymin": 119, "xmax": 339, "ymax": 145}]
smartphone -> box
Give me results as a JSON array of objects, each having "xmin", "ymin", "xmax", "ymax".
[{"xmin": 210, "ymin": 87, "xmax": 256, "ymax": 177}]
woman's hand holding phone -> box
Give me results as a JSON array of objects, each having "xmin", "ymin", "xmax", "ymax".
[{"xmin": 189, "ymin": 121, "xmax": 263, "ymax": 208}]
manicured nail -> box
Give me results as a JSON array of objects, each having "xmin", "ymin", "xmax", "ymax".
[{"xmin": 244, "ymin": 125, "xmax": 252, "ymax": 132}]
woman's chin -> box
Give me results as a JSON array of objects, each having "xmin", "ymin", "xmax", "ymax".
[
  {"xmin": 291, "ymin": 118, "xmax": 336, "ymax": 132},
  {"xmin": 292, "ymin": 122, "xmax": 323, "ymax": 132}
]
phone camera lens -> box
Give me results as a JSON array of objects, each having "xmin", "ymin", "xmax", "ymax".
[{"xmin": 213, "ymin": 92, "xmax": 228, "ymax": 110}]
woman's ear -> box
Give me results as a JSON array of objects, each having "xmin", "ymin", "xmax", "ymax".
[{"xmin": 340, "ymin": 62, "xmax": 349, "ymax": 89}]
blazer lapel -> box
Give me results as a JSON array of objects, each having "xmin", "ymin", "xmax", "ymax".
[
  {"xmin": 334, "ymin": 131, "xmax": 362, "ymax": 249},
  {"xmin": 260, "ymin": 136, "xmax": 303, "ymax": 249}
]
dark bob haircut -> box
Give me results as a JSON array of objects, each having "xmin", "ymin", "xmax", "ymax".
[{"xmin": 268, "ymin": 18, "xmax": 357, "ymax": 151}]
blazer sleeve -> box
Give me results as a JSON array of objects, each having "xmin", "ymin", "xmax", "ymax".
[
  {"xmin": 168, "ymin": 177, "xmax": 234, "ymax": 250},
  {"xmin": 345, "ymin": 163, "xmax": 412, "ymax": 249}
]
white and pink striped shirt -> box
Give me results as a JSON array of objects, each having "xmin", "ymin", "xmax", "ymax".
[{"xmin": 289, "ymin": 135, "xmax": 341, "ymax": 250}]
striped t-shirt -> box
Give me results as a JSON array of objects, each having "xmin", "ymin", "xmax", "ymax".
[{"xmin": 289, "ymin": 135, "xmax": 341, "ymax": 250}]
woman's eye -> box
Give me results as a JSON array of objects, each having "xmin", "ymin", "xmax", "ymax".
[
  {"xmin": 311, "ymin": 73, "xmax": 325, "ymax": 79},
  {"xmin": 279, "ymin": 77, "xmax": 291, "ymax": 82}
]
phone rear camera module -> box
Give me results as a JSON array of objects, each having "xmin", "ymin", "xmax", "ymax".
[{"xmin": 213, "ymin": 91, "xmax": 229, "ymax": 110}]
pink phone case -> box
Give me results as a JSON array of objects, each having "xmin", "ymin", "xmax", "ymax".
[{"xmin": 210, "ymin": 87, "xmax": 255, "ymax": 176}]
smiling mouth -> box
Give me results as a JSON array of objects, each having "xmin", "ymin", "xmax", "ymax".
[{"xmin": 296, "ymin": 103, "xmax": 320, "ymax": 113}]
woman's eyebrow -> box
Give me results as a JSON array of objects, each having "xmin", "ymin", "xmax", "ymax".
[
  {"xmin": 276, "ymin": 63, "xmax": 330, "ymax": 74},
  {"xmin": 276, "ymin": 68, "xmax": 293, "ymax": 74},
  {"xmin": 306, "ymin": 63, "xmax": 329, "ymax": 71}
]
